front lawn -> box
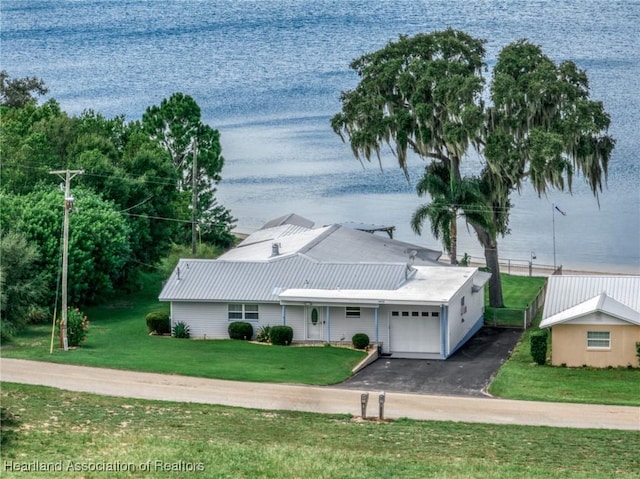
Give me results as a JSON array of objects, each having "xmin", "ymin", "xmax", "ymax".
[
  {"xmin": 0, "ymin": 272, "xmax": 365, "ymax": 386},
  {"xmin": 2, "ymin": 383, "xmax": 638, "ymax": 479}
]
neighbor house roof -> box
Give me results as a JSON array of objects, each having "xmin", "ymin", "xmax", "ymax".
[{"xmin": 540, "ymin": 275, "xmax": 640, "ymax": 328}]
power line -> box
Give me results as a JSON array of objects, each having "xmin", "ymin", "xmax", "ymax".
[{"xmin": 7, "ymin": 161, "xmax": 180, "ymax": 188}]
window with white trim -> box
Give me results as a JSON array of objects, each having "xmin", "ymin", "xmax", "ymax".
[
  {"xmin": 345, "ymin": 307, "xmax": 361, "ymax": 318},
  {"xmin": 586, "ymin": 331, "xmax": 610, "ymax": 349},
  {"xmin": 228, "ymin": 303, "xmax": 259, "ymax": 321}
]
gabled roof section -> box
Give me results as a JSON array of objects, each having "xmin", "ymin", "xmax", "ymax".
[
  {"xmin": 222, "ymin": 226, "xmax": 334, "ymax": 261},
  {"xmin": 300, "ymin": 224, "xmax": 443, "ymax": 265},
  {"xmin": 540, "ymin": 292, "xmax": 640, "ymax": 328},
  {"xmin": 260, "ymin": 213, "xmax": 314, "ymax": 230},
  {"xmin": 542, "ymin": 275, "xmax": 640, "ymax": 327},
  {"xmin": 159, "ymin": 255, "xmax": 413, "ymax": 303},
  {"xmin": 236, "ymin": 223, "xmax": 314, "ymax": 248}
]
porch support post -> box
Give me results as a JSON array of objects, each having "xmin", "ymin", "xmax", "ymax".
[
  {"xmin": 374, "ymin": 307, "xmax": 379, "ymax": 343},
  {"xmin": 441, "ymin": 305, "xmax": 448, "ymax": 359},
  {"xmin": 282, "ymin": 305, "xmax": 286, "ymax": 325},
  {"xmin": 326, "ymin": 306, "xmax": 330, "ymax": 342}
]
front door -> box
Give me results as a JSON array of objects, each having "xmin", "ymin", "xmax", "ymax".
[{"xmin": 306, "ymin": 306, "xmax": 324, "ymax": 340}]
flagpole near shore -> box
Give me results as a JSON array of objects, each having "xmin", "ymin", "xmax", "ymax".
[
  {"xmin": 552, "ymin": 203, "xmax": 567, "ymax": 269},
  {"xmin": 553, "ymin": 203, "xmax": 557, "ymax": 269}
]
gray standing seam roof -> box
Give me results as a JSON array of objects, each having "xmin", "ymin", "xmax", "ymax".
[
  {"xmin": 543, "ymin": 275, "xmax": 640, "ymax": 319},
  {"xmin": 159, "ymin": 255, "xmax": 413, "ymax": 302},
  {"xmin": 301, "ymin": 224, "xmax": 443, "ymax": 264}
]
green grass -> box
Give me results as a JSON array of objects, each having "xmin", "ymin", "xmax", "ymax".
[
  {"xmin": 0, "ymin": 271, "xmax": 365, "ymax": 386},
  {"xmin": 484, "ymin": 274, "xmax": 547, "ymax": 327},
  {"xmin": 2, "ymin": 383, "xmax": 638, "ymax": 479},
  {"xmin": 488, "ymin": 274, "xmax": 547, "ymax": 309},
  {"xmin": 488, "ymin": 315, "xmax": 640, "ymax": 406}
]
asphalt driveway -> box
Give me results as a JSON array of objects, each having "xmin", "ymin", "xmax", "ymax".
[{"xmin": 338, "ymin": 327, "xmax": 523, "ymax": 397}]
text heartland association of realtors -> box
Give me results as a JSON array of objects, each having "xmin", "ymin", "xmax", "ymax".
[{"xmin": 3, "ymin": 460, "xmax": 205, "ymax": 473}]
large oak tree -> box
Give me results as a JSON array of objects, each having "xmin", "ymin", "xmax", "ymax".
[{"xmin": 332, "ymin": 29, "xmax": 614, "ymax": 307}]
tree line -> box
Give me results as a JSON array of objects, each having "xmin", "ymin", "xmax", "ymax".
[{"xmin": 0, "ymin": 73, "xmax": 235, "ymax": 339}]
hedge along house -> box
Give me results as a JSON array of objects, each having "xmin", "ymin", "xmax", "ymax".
[
  {"xmin": 159, "ymin": 215, "xmax": 491, "ymax": 359},
  {"xmin": 540, "ymin": 275, "xmax": 640, "ymax": 368}
]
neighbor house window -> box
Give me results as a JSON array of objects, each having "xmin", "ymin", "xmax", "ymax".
[
  {"xmin": 345, "ymin": 307, "xmax": 361, "ymax": 318},
  {"xmin": 228, "ymin": 303, "xmax": 259, "ymax": 321},
  {"xmin": 587, "ymin": 331, "xmax": 610, "ymax": 349}
]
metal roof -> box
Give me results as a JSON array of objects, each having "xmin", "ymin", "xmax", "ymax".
[
  {"xmin": 236, "ymin": 223, "xmax": 314, "ymax": 247},
  {"xmin": 259, "ymin": 213, "xmax": 314, "ymax": 230},
  {"xmin": 280, "ymin": 265, "xmax": 478, "ymax": 305},
  {"xmin": 542, "ymin": 275, "xmax": 640, "ymax": 326},
  {"xmin": 300, "ymin": 224, "xmax": 443, "ymax": 265},
  {"xmin": 221, "ymin": 226, "xmax": 333, "ymax": 261},
  {"xmin": 540, "ymin": 292, "xmax": 640, "ymax": 328},
  {"xmin": 159, "ymin": 255, "xmax": 413, "ymax": 302},
  {"xmin": 159, "ymin": 215, "xmax": 477, "ymax": 305}
]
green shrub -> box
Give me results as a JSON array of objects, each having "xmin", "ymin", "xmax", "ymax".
[
  {"xmin": 256, "ymin": 325, "xmax": 272, "ymax": 343},
  {"xmin": 26, "ymin": 306, "xmax": 49, "ymax": 324},
  {"xmin": 352, "ymin": 333, "xmax": 370, "ymax": 350},
  {"xmin": 228, "ymin": 321, "xmax": 253, "ymax": 340},
  {"xmin": 56, "ymin": 307, "xmax": 89, "ymax": 347},
  {"xmin": 172, "ymin": 321, "xmax": 191, "ymax": 339},
  {"xmin": 145, "ymin": 311, "xmax": 171, "ymax": 334},
  {"xmin": 530, "ymin": 329, "xmax": 549, "ymax": 365},
  {"xmin": 270, "ymin": 325, "xmax": 293, "ymax": 346},
  {"xmin": 158, "ymin": 243, "xmax": 223, "ymax": 279}
]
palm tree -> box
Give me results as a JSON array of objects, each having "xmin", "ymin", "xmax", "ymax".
[{"xmin": 411, "ymin": 162, "xmax": 492, "ymax": 265}]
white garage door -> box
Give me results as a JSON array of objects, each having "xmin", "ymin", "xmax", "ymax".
[{"xmin": 389, "ymin": 312, "xmax": 440, "ymax": 354}]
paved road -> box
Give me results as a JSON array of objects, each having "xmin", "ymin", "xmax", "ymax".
[{"xmin": 1, "ymin": 358, "xmax": 638, "ymax": 431}]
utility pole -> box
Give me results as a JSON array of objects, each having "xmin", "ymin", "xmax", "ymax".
[
  {"xmin": 50, "ymin": 169, "xmax": 83, "ymax": 350},
  {"xmin": 191, "ymin": 137, "xmax": 198, "ymax": 255}
]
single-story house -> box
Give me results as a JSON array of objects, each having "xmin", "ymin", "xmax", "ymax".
[
  {"xmin": 159, "ymin": 214, "xmax": 491, "ymax": 359},
  {"xmin": 540, "ymin": 275, "xmax": 640, "ymax": 368}
]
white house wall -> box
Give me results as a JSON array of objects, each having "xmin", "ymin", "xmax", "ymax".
[
  {"xmin": 283, "ymin": 305, "xmax": 306, "ymax": 340},
  {"xmin": 326, "ymin": 306, "xmax": 378, "ymax": 344},
  {"xmin": 171, "ymin": 302, "xmax": 302, "ymax": 340},
  {"xmin": 171, "ymin": 302, "xmax": 229, "ymax": 339},
  {"xmin": 446, "ymin": 278, "xmax": 485, "ymax": 356},
  {"xmin": 170, "ymin": 288, "xmax": 485, "ymax": 359}
]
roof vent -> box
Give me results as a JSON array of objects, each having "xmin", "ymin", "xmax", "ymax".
[{"xmin": 271, "ymin": 242, "xmax": 281, "ymax": 256}]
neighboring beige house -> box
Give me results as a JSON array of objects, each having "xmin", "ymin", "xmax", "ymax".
[{"xmin": 540, "ymin": 275, "xmax": 640, "ymax": 368}]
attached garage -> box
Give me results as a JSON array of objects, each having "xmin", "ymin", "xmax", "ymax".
[{"xmin": 389, "ymin": 310, "xmax": 441, "ymax": 356}]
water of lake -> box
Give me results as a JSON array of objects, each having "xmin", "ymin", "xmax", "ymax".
[{"xmin": 2, "ymin": 0, "xmax": 638, "ymax": 273}]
